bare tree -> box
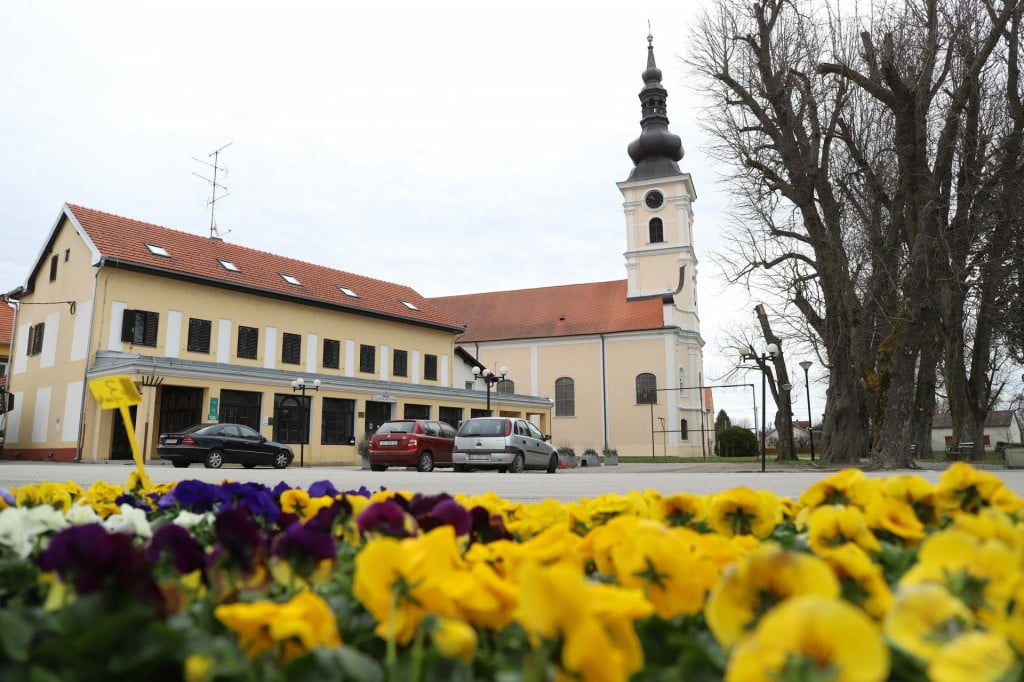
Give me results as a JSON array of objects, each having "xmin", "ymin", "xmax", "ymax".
[{"xmin": 689, "ymin": 0, "xmax": 1023, "ymax": 467}]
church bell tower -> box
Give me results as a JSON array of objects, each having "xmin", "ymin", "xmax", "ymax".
[{"xmin": 617, "ymin": 34, "xmax": 698, "ymax": 333}]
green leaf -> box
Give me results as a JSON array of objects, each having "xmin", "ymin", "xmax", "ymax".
[{"xmin": 0, "ymin": 608, "xmax": 34, "ymax": 662}]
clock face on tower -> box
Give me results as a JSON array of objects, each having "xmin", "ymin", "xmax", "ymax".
[{"xmin": 644, "ymin": 190, "xmax": 664, "ymax": 209}]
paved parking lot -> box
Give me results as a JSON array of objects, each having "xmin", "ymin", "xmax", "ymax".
[{"xmin": 3, "ymin": 459, "xmax": 1023, "ymax": 502}]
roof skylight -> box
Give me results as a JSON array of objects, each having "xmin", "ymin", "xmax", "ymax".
[
  {"xmin": 218, "ymin": 259, "xmax": 240, "ymax": 272},
  {"xmin": 338, "ymin": 285, "xmax": 359, "ymax": 298},
  {"xmin": 400, "ymin": 300, "xmax": 420, "ymax": 311},
  {"xmin": 145, "ymin": 243, "xmax": 171, "ymax": 257},
  {"xmin": 281, "ymin": 273, "xmax": 301, "ymax": 286}
]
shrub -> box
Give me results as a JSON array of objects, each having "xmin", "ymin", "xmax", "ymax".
[
  {"xmin": 557, "ymin": 446, "xmax": 576, "ymax": 458},
  {"xmin": 717, "ymin": 426, "xmax": 758, "ymax": 458}
]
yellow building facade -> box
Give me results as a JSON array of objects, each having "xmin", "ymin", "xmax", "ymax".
[{"xmin": 2, "ymin": 205, "xmax": 551, "ymax": 464}]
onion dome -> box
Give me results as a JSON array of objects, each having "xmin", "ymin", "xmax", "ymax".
[{"xmin": 626, "ymin": 34, "xmax": 684, "ymax": 181}]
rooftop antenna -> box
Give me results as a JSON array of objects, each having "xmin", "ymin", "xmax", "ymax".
[{"xmin": 192, "ymin": 142, "xmax": 232, "ymax": 239}]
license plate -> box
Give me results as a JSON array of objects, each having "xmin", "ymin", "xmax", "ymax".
[
  {"xmin": 467, "ymin": 453, "xmax": 491, "ymax": 461},
  {"xmin": 378, "ymin": 440, "xmax": 398, "ymax": 446},
  {"xmin": 163, "ymin": 438, "xmax": 178, "ymax": 445}
]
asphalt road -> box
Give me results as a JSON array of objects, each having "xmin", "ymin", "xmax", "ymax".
[{"xmin": 3, "ymin": 460, "xmax": 1023, "ymax": 502}]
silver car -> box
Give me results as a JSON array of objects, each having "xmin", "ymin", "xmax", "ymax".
[{"xmin": 453, "ymin": 417, "xmax": 559, "ymax": 473}]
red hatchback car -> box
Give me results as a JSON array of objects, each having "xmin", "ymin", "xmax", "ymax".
[{"xmin": 367, "ymin": 419, "xmax": 457, "ymax": 472}]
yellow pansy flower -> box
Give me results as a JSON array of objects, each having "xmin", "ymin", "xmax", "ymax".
[
  {"xmin": 505, "ymin": 498, "xmax": 570, "ymax": 538},
  {"xmin": 269, "ymin": 590, "xmax": 343, "ymax": 663},
  {"xmin": 352, "ymin": 525, "xmax": 464, "ymax": 644},
  {"xmin": 807, "ymin": 504, "xmax": 882, "ymax": 555},
  {"xmin": 17, "ymin": 482, "xmax": 75, "ymax": 512},
  {"xmin": 515, "ymin": 560, "xmax": 652, "ymax": 682},
  {"xmin": 863, "ymin": 496, "xmax": 926, "ymax": 545},
  {"xmin": 798, "ymin": 468, "xmax": 879, "ymax": 511},
  {"xmin": 184, "ymin": 654, "xmax": 214, "ymax": 682},
  {"xmin": 884, "ymin": 583, "xmax": 975, "ymax": 662},
  {"xmin": 706, "ymin": 487, "xmax": 782, "ymax": 538},
  {"xmin": 878, "ymin": 473, "xmax": 939, "ymax": 527},
  {"xmin": 214, "ymin": 590, "xmax": 341, "ymax": 664},
  {"xmin": 431, "ymin": 617, "xmax": 478, "ymax": 663},
  {"xmin": 214, "ymin": 599, "xmax": 282, "ymax": 660},
  {"xmin": 927, "ymin": 632, "xmax": 1021, "ymax": 682},
  {"xmin": 725, "ymin": 595, "xmax": 889, "ymax": 682},
  {"xmin": 442, "ymin": 560, "xmax": 518, "ymax": 631},
  {"xmin": 900, "ymin": 529, "xmax": 1019, "ymax": 627},
  {"xmin": 706, "ymin": 542, "xmax": 840, "ymax": 649},
  {"xmin": 577, "ymin": 514, "xmax": 644, "ymax": 576},
  {"xmin": 819, "ymin": 543, "xmax": 893, "ymax": 619},
  {"xmin": 935, "ymin": 462, "xmax": 1020, "ymax": 515},
  {"xmin": 608, "ymin": 521, "xmax": 719, "ymax": 619},
  {"xmin": 77, "ymin": 480, "xmax": 126, "ymax": 518}
]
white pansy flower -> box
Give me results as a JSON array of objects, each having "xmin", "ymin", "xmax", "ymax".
[
  {"xmin": 103, "ymin": 504, "xmax": 152, "ymax": 538},
  {"xmin": 23, "ymin": 505, "xmax": 70, "ymax": 537},
  {"xmin": 65, "ymin": 503, "xmax": 103, "ymax": 526},
  {"xmin": 0, "ymin": 508, "xmax": 33, "ymax": 558},
  {"xmin": 173, "ymin": 510, "xmax": 213, "ymax": 529}
]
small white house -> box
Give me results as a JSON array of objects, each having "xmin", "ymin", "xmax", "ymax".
[{"xmin": 930, "ymin": 410, "xmax": 1023, "ymax": 452}]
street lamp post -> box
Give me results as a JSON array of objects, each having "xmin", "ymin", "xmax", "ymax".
[
  {"xmin": 799, "ymin": 360, "xmax": 815, "ymax": 462},
  {"xmin": 740, "ymin": 343, "xmax": 780, "ymax": 472},
  {"xmin": 290, "ymin": 377, "xmax": 320, "ymax": 467},
  {"xmin": 472, "ymin": 365, "xmax": 507, "ymax": 415}
]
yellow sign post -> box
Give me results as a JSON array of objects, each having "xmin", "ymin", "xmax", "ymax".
[{"xmin": 88, "ymin": 375, "xmax": 152, "ymax": 490}]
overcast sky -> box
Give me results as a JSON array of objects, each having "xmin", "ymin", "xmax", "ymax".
[{"xmin": 0, "ymin": 0, "xmax": 809, "ymax": 423}]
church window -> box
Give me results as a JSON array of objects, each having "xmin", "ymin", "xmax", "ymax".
[
  {"xmin": 649, "ymin": 218, "xmax": 664, "ymax": 243},
  {"xmin": 555, "ymin": 377, "xmax": 575, "ymax": 417},
  {"xmin": 636, "ymin": 373, "xmax": 657, "ymax": 404}
]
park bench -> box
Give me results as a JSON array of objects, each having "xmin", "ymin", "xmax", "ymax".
[{"xmin": 945, "ymin": 441, "xmax": 975, "ymax": 461}]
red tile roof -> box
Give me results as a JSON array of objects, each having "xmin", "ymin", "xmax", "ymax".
[
  {"xmin": 63, "ymin": 205, "xmax": 463, "ymax": 331},
  {"xmin": 430, "ymin": 280, "xmax": 666, "ymax": 342}
]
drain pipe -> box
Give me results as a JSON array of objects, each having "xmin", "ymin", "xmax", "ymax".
[
  {"xmin": 600, "ymin": 333, "xmax": 609, "ymax": 452},
  {"xmin": 74, "ymin": 257, "xmax": 105, "ymax": 461}
]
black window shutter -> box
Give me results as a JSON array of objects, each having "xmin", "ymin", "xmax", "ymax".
[
  {"xmin": 121, "ymin": 310, "xmax": 135, "ymax": 343},
  {"xmin": 143, "ymin": 312, "xmax": 159, "ymax": 347}
]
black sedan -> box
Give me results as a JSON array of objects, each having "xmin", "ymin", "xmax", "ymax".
[{"xmin": 156, "ymin": 423, "xmax": 294, "ymax": 469}]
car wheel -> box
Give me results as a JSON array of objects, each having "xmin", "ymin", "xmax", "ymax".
[
  {"xmin": 172, "ymin": 461, "xmax": 190, "ymax": 469},
  {"xmin": 370, "ymin": 464, "xmax": 386, "ymax": 472},
  {"xmin": 416, "ymin": 452, "xmax": 434, "ymax": 472},
  {"xmin": 272, "ymin": 451, "xmax": 290, "ymax": 469},
  {"xmin": 204, "ymin": 449, "xmax": 224, "ymax": 469},
  {"xmin": 546, "ymin": 453, "xmax": 558, "ymax": 473},
  {"xmin": 509, "ymin": 454, "xmax": 525, "ymax": 474}
]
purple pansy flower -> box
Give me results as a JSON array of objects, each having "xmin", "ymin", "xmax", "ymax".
[
  {"xmin": 356, "ymin": 500, "xmax": 411, "ymax": 537},
  {"xmin": 147, "ymin": 524, "xmax": 206, "ymax": 575}
]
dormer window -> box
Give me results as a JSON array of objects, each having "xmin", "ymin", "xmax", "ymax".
[
  {"xmin": 400, "ymin": 300, "xmax": 419, "ymax": 311},
  {"xmin": 218, "ymin": 259, "xmax": 240, "ymax": 272},
  {"xmin": 146, "ymin": 243, "xmax": 171, "ymax": 257},
  {"xmin": 281, "ymin": 274, "xmax": 301, "ymax": 286},
  {"xmin": 338, "ymin": 286, "xmax": 359, "ymax": 298}
]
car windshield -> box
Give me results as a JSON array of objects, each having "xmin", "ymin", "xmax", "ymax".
[
  {"xmin": 457, "ymin": 418, "xmax": 506, "ymax": 437},
  {"xmin": 377, "ymin": 422, "xmax": 415, "ymax": 434}
]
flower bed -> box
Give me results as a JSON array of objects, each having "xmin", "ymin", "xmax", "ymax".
[{"xmin": 0, "ymin": 462, "xmax": 1022, "ymax": 681}]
